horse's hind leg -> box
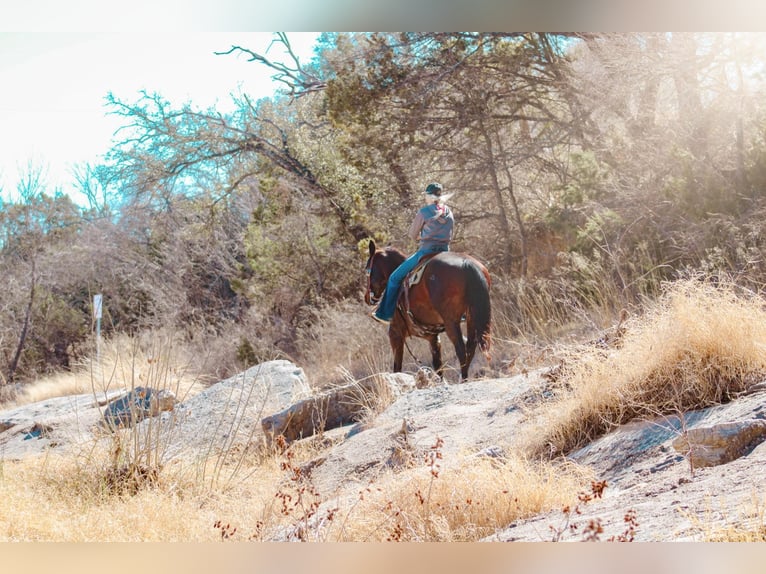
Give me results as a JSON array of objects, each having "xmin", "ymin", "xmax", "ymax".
[
  {"xmin": 427, "ymin": 334, "xmax": 443, "ymax": 376},
  {"xmin": 465, "ymin": 315, "xmax": 478, "ymax": 375},
  {"xmin": 465, "ymin": 337, "xmax": 477, "ymax": 377},
  {"xmin": 444, "ymin": 321, "xmax": 469, "ymax": 380}
]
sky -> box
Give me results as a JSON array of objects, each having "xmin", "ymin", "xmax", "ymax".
[{"xmin": 0, "ymin": 32, "xmax": 320, "ymax": 203}]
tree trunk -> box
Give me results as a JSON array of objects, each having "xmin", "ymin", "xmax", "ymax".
[
  {"xmin": 504, "ymin": 170, "xmax": 529, "ymax": 278},
  {"xmin": 670, "ymin": 33, "xmax": 706, "ymax": 158},
  {"xmin": 7, "ymin": 260, "xmax": 36, "ymax": 383},
  {"xmin": 478, "ymin": 119, "xmax": 516, "ymax": 269}
]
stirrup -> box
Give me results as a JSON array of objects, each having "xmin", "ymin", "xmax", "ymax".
[{"xmin": 371, "ymin": 312, "xmax": 390, "ymax": 325}]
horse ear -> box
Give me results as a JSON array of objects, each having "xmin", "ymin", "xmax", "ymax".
[{"xmin": 368, "ymin": 239, "xmax": 376, "ymax": 258}]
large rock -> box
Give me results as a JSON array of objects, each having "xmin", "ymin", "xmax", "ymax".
[
  {"xmin": 488, "ymin": 387, "xmax": 766, "ymax": 542},
  {"xmin": 261, "ymin": 373, "xmax": 417, "ymax": 443},
  {"xmin": 0, "ymin": 390, "xmax": 123, "ymax": 459},
  {"xmin": 140, "ymin": 359, "xmax": 312, "ymax": 460},
  {"xmin": 305, "ymin": 373, "xmax": 537, "ymax": 498},
  {"xmin": 0, "ymin": 359, "xmax": 310, "ymax": 462},
  {"xmin": 672, "ymin": 419, "xmax": 766, "ymax": 468}
]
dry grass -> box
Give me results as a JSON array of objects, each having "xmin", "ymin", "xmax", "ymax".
[
  {"xmin": 294, "ymin": 299, "xmax": 406, "ymax": 388},
  {"xmin": 524, "ymin": 277, "xmax": 766, "ymax": 458},
  {"xmin": 680, "ymin": 493, "xmax": 766, "ymax": 542},
  {"xmin": 5, "ymin": 331, "xmax": 207, "ymax": 409},
  {"xmin": 0, "ymin": 451, "xmax": 282, "ymax": 541},
  {"xmin": 327, "ymin": 453, "xmax": 592, "ymax": 542},
  {"xmin": 0, "ymin": 426, "xmax": 591, "ymax": 542}
]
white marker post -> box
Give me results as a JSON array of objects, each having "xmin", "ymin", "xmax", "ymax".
[{"xmin": 93, "ymin": 293, "xmax": 103, "ymax": 365}]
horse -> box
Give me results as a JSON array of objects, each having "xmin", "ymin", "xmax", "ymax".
[{"xmin": 364, "ymin": 239, "xmax": 492, "ymax": 381}]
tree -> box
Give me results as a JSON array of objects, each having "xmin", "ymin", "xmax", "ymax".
[
  {"xmin": 0, "ymin": 164, "xmax": 84, "ymax": 382},
  {"xmin": 319, "ymin": 33, "xmax": 585, "ymax": 275}
]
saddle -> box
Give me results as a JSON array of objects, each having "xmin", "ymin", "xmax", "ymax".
[{"xmin": 406, "ymin": 253, "xmax": 438, "ymax": 288}]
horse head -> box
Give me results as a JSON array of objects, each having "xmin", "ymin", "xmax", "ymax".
[{"xmin": 364, "ymin": 239, "xmax": 405, "ymax": 306}]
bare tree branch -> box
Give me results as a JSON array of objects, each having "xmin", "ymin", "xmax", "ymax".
[{"xmin": 216, "ymin": 33, "xmax": 326, "ymax": 98}]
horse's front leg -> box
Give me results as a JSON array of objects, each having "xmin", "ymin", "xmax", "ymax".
[
  {"xmin": 389, "ymin": 329, "xmax": 405, "ymax": 373},
  {"xmin": 428, "ymin": 334, "xmax": 443, "ymax": 377}
]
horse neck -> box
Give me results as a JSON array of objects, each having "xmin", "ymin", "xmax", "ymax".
[
  {"xmin": 377, "ymin": 247, "xmax": 407, "ymax": 279},
  {"xmin": 384, "ymin": 249, "xmax": 406, "ymax": 278}
]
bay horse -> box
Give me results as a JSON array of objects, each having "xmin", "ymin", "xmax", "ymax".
[{"xmin": 364, "ymin": 239, "xmax": 491, "ymax": 380}]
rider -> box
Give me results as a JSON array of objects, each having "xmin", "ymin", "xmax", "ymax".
[{"xmin": 372, "ymin": 182, "xmax": 454, "ymax": 324}]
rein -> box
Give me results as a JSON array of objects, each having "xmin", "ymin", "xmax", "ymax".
[
  {"xmin": 395, "ymin": 306, "xmax": 426, "ymax": 366},
  {"xmin": 364, "ymin": 256, "xmax": 379, "ymax": 305}
]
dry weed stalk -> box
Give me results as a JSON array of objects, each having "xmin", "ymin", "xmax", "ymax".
[{"xmin": 549, "ymin": 480, "xmax": 638, "ymax": 542}]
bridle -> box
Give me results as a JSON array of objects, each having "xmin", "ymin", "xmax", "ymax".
[{"xmin": 364, "ymin": 256, "xmax": 380, "ymax": 305}]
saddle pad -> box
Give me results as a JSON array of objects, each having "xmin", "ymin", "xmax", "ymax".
[{"xmin": 407, "ymin": 258, "xmax": 430, "ymax": 287}]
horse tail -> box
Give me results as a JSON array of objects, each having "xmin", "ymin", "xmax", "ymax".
[{"xmin": 464, "ymin": 259, "xmax": 492, "ymax": 360}]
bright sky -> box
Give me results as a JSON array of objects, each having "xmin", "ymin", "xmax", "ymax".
[{"xmin": 0, "ymin": 32, "xmax": 320, "ymax": 203}]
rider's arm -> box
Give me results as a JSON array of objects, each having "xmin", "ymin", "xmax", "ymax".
[{"xmin": 408, "ymin": 210, "xmax": 425, "ymax": 242}]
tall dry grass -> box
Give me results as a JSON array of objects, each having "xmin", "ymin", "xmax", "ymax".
[
  {"xmin": 0, "ymin": 450, "xmax": 285, "ymax": 541},
  {"xmin": 5, "ymin": 330, "xmax": 207, "ymax": 409},
  {"xmin": 326, "ymin": 453, "xmax": 592, "ymax": 541},
  {"xmin": 524, "ymin": 277, "xmax": 766, "ymax": 458},
  {"xmin": 293, "ymin": 299, "xmax": 460, "ymax": 387}
]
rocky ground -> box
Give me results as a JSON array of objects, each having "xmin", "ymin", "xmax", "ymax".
[{"xmin": 2, "ymin": 358, "xmax": 765, "ymax": 541}]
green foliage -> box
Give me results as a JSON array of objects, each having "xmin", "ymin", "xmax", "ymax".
[
  {"xmin": 236, "ymin": 338, "xmax": 258, "ymax": 368},
  {"xmin": 573, "ymin": 209, "xmax": 624, "ymax": 254},
  {"xmin": 25, "ymin": 288, "xmax": 89, "ymax": 375},
  {"xmin": 560, "ymin": 151, "xmax": 610, "ymax": 208}
]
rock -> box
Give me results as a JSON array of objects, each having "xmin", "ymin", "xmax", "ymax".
[
  {"xmin": 0, "ymin": 390, "xmax": 124, "ymax": 459},
  {"xmin": 307, "ymin": 374, "xmax": 536, "ymax": 498},
  {"xmin": 0, "ymin": 359, "xmax": 310, "ymax": 462},
  {"xmin": 139, "ymin": 359, "xmax": 312, "ymax": 459},
  {"xmin": 475, "ymin": 445, "xmax": 506, "ymax": 459},
  {"xmin": 102, "ymin": 386, "xmax": 177, "ymax": 430},
  {"xmin": 490, "ymin": 390, "xmax": 766, "ymax": 542},
  {"xmin": 261, "ymin": 373, "xmax": 417, "ymax": 443},
  {"xmin": 672, "ymin": 419, "xmax": 766, "ymax": 468}
]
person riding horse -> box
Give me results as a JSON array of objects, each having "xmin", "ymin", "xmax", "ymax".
[{"xmin": 371, "ymin": 182, "xmax": 454, "ymax": 324}]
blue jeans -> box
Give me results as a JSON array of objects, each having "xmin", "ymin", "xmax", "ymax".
[{"xmin": 374, "ymin": 245, "xmax": 448, "ymax": 320}]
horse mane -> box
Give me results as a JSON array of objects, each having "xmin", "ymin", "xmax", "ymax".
[{"xmin": 384, "ymin": 245, "xmax": 407, "ymax": 257}]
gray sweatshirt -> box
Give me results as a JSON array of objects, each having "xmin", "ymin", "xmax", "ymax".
[{"xmin": 408, "ymin": 203, "xmax": 454, "ymax": 251}]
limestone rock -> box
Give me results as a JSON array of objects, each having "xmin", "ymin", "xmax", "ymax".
[
  {"xmin": 672, "ymin": 419, "xmax": 766, "ymax": 468},
  {"xmin": 261, "ymin": 373, "xmax": 416, "ymax": 443},
  {"xmin": 139, "ymin": 359, "xmax": 312, "ymax": 459}
]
